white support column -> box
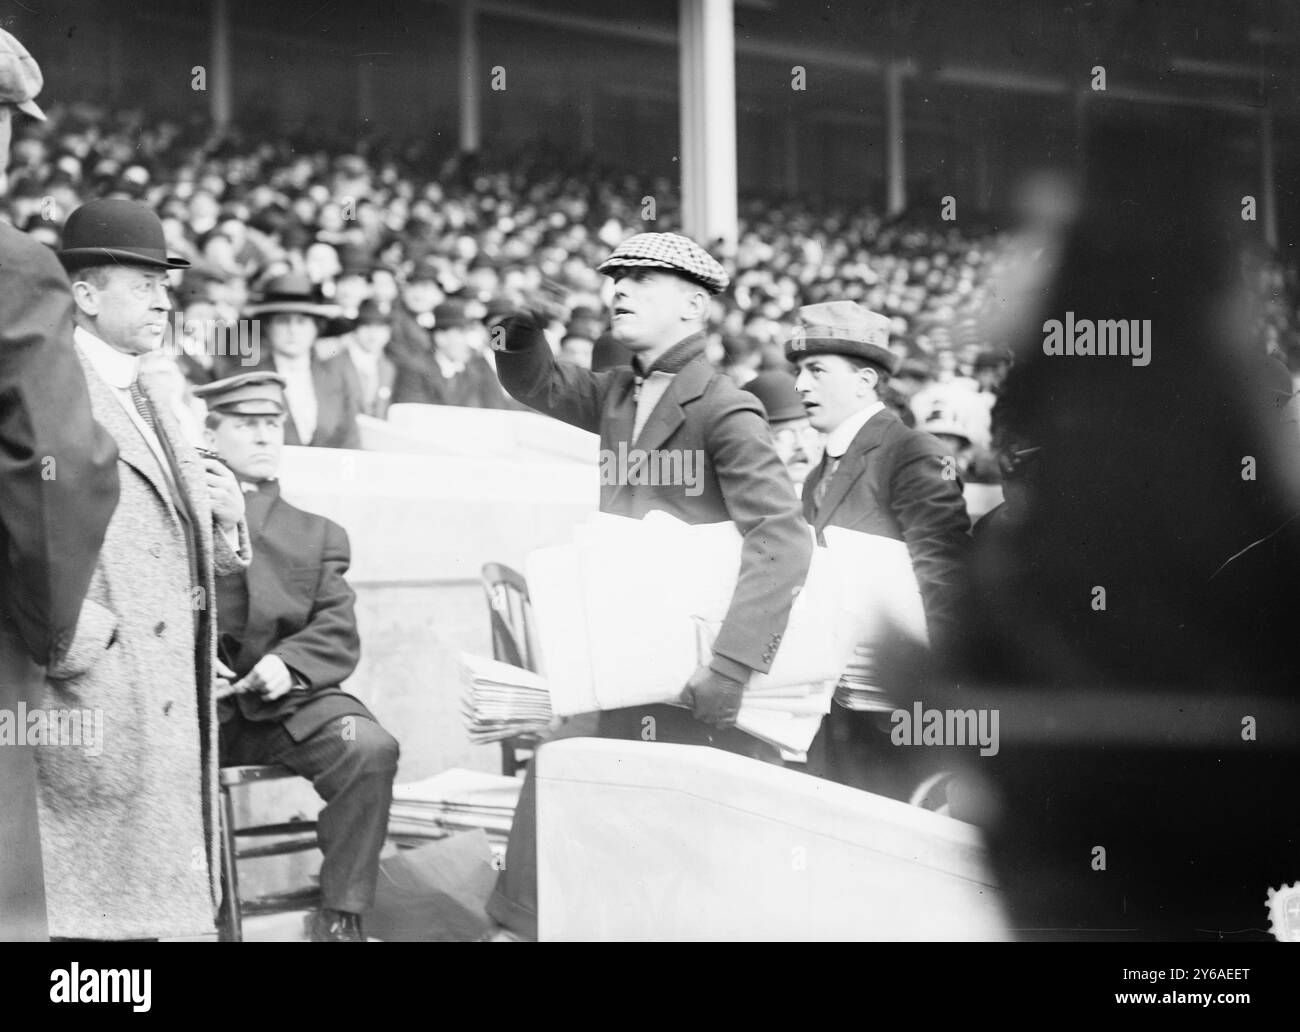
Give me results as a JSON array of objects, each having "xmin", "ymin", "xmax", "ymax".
[
  {"xmin": 885, "ymin": 61, "xmax": 906, "ymax": 216},
  {"xmin": 211, "ymin": 0, "xmax": 232, "ymax": 130},
  {"xmin": 459, "ymin": 0, "xmax": 481, "ymax": 153},
  {"xmin": 679, "ymin": 0, "xmax": 738, "ymax": 251},
  {"xmin": 1260, "ymin": 104, "xmax": 1279, "ymax": 251}
]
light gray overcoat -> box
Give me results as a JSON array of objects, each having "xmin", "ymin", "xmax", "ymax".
[{"xmin": 36, "ymin": 347, "xmax": 250, "ymax": 939}]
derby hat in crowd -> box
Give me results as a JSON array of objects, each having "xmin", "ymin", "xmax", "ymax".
[
  {"xmin": 58, "ymin": 198, "xmax": 191, "ymax": 272},
  {"xmin": 246, "ymin": 272, "xmax": 340, "ymax": 320},
  {"xmin": 742, "ymin": 371, "xmax": 807, "ymax": 424}
]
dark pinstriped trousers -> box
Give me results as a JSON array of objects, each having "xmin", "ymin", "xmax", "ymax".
[{"xmin": 220, "ymin": 708, "xmax": 399, "ymax": 914}]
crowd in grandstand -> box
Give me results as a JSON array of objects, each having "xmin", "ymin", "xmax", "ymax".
[{"xmin": 5, "ymin": 100, "xmax": 1297, "ymax": 483}]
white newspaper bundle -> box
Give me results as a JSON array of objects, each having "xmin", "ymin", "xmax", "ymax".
[
  {"xmin": 520, "ymin": 512, "xmax": 928, "ymax": 756},
  {"xmin": 459, "ymin": 653, "xmax": 554, "ymax": 744}
]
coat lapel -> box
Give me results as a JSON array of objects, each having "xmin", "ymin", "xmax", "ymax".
[
  {"xmin": 602, "ymin": 371, "xmax": 638, "ymax": 510},
  {"xmin": 76, "ymin": 349, "xmax": 181, "ymax": 530},
  {"xmin": 814, "ymin": 409, "xmax": 893, "ymax": 532},
  {"xmin": 143, "ymin": 380, "xmax": 207, "ymax": 534},
  {"xmin": 633, "ymin": 354, "xmax": 713, "ymax": 453}
]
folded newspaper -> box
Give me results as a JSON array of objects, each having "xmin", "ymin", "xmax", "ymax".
[
  {"xmin": 461, "ymin": 512, "xmax": 927, "ymax": 756},
  {"xmin": 460, "ymin": 653, "xmax": 553, "ymax": 744}
]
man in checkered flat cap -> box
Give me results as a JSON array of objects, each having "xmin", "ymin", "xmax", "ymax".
[
  {"xmin": 787, "ymin": 300, "xmax": 971, "ymax": 798},
  {"xmin": 488, "ymin": 231, "xmax": 813, "ymax": 939},
  {"xmin": 0, "ymin": 27, "xmax": 120, "ymax": 941}
]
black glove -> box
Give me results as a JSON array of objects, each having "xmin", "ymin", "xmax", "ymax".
[
  {"xmin": 680, "ymin": 663, "xmax": 746, "ymax": 728},
  {"xmin": 494, "ymin": 311, "xmax": 548, "ymax": 354}
]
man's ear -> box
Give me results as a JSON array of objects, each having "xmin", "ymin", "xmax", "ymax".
[
  {"xmin": 859, "ymin": 364, "xmax": 880, "ymax": 396},
  {"xmin": 683, "ymin": 285, "xmax": 710, "ymax": 322},
  {"xmin": 69, "ymin": 279, "xmax": 100, "ymax": 318}
]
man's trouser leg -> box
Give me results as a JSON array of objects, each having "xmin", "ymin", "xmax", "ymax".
[{"xmin": 221, "ymin": 710, "xmax": 399, "ymax": 914}]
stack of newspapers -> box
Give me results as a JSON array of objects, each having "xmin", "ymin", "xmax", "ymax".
[
  {"xmin": 388, "ymin": 768, "xmax": 524, "ymax": 848},
  {"xmin": 460, "ymin": 512, "xmax": 927, "ymax": 760},
  {"xmin": 460, "ymin": 653, "xmax": 553, "ymax": 744}
]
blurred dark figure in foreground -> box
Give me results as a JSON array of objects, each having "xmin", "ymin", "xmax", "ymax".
[
  {"xmin": 0, "ymin": 28, "xmax": 120, "ymax": 941},
  {"xmin": 948, "ymin": 111, "xmax": 1300, "ymax": 940}
]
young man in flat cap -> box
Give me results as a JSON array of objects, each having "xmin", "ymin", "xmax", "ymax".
[
  {"xmin": 37, "ymin": 198, "xmax": 252, "ymax": 940},
  {"xmin": 789, "ymin": 300, "xmax": 971, "ymax": 797},
  {"xmin": 488, "ymin": 231, "xmax": 813, "ymax": 938},
  {"xmin": 195, "ymin": 372, "xmax": 399, "ymax": 942},
  {"xmin": 0, "ymin": 28, "xmax": 120, "ymax": 942}
]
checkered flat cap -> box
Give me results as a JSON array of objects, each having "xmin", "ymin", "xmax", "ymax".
[{"xmin": 597, "ymin": 232, "xmax": 729, "ymax": 294}]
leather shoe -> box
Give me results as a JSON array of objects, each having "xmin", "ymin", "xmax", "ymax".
[{"xmin": 310, "ymin": 908, "xmax": 364, "ymax": 942}]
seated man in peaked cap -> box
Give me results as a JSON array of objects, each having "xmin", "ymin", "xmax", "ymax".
[{"xmin": 194, "ymin": 371, "xmax": 399, "ymax": 943}]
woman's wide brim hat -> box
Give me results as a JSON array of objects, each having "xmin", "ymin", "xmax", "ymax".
[{"xmin": 246, "ymin": 273, "xmax": 340, "ymax": 319}]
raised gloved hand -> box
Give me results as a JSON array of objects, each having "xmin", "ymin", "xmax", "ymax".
[{"xmin": 680, "ymin": 663, "xmax": 746, "ymax": 728}]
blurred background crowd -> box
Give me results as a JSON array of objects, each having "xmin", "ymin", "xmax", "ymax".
[{"xmin": 8, "ymin": 100, "xmax": 1298, "ymax": 496}]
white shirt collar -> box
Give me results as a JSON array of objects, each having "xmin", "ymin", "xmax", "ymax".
[
  {"xmin": 74, "ymin": 325, "xmax": 140, "ymax": 390},
  {"xmin": 825, "ymin": 401, "xmax": 886, "ymax": 458}
]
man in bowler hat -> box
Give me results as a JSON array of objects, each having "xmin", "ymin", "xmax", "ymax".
[
  {"xmin": 195, "ymin": 372, "xmax": 399, "ymax": 942},
  {"xmin": 35, "ymin": 198, "xmax": 251, "ymax": 940},
  {"xmin": 0, "ymin": 27, "xmax": 120, "ymax": 942}
]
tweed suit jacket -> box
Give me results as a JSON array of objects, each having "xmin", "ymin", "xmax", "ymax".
[
  {"xmin": 35, "ymin": 345, "xmax": 250, "ymax": 940},
  {"xmin": 497, "ymin": 320, "xmax": 813, "ymax": 679}
]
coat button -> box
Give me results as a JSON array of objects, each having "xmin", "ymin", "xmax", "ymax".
[
  {"xmin": 162, "ymin": 700, "xmax": 173, "ymax": 715},
  {"xmin": 154, "ymin": 621, "xmax": 166, "ymax": 635}
]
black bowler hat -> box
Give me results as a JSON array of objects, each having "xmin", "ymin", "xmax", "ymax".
[
  {"xmin": 58, "ymin": 199, "xmax": 191, "ymax": 272},
  {"xmin": 742, "ymin": 371, "xmax": 806, "ymax": 424}
]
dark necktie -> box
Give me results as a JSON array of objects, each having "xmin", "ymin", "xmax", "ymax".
[
  {"xmin": 128, "ymin": 378, "xmax": 157, "ymax": 431},
  {"xmin": 813, "ymin": 453, "xmax": 841, "ymax": 513}
]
